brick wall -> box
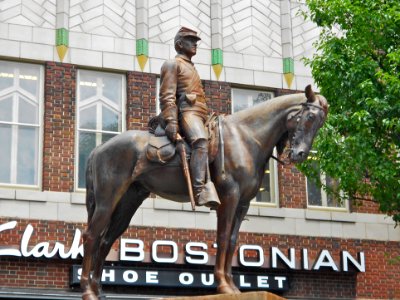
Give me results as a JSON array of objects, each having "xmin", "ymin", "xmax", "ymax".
[
  {"xmin": 350, "ymin": 197, "xmax": 381, "ymax": 214},
  {"xmin": 0, "ymin": 260, "xmax": 72, "ymax": 289},
  {"xmin": 43, "ymin": 62, "xmax": 76, "ymax": 192},
  {"xmin": 126, "ymin": 71, "xmax": 158, "ymax": 131},
  {"xmin": 0, "ymin": 217, "xmax": 398, "ymax": 299},
  {"xmin": 204, "ymin": 80, "xmax": 231, "ymax": 115},
  {"xmin": 279, "ymin": 164, "xmax": 308, "ymax": 209}
]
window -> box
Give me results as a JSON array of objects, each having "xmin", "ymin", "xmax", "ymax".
[
  {"xmin": 76, "ymin": 70, "xmax": 126, "ymax": 189},
  {"xmin": 231, "ymin": 88, "xmax": 278, "ymax": 205},
  {"xmin": 306, "ymin": 159, "xmax": 347, "ymax": 209},
  {"xmin": 232, "ymin": 88, "xmax": 274, "ymax": 113},
  {"xmin": 0, "ymin": 61, "xmax": 43, "ymax": 187}
]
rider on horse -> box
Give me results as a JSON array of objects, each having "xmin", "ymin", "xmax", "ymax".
[{"xmin": 159, "ymin": 27, "xmax": 220, "ymax": 209}]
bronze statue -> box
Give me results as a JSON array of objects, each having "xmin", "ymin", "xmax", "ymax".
[
  {"xmin": 159, "ymin": 27, "xmax": 219, "ymax": 209},
  {"xmin": 80, "ymin": 81, "xmax": 328, "ymax": 299}
]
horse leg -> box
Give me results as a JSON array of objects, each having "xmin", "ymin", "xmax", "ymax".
[
  {"xmin": 224, "ymin": 202, "xmax": 250, "ymax": 293},
  {"xmin": 81, "ymin": 179, "xmax": 131, "ymax": 300},
  {"xmin": 80, "ymin": 154, "xmax": 97, "ymax": 299},
  {"xmin": 81, "ymin": 205, "xmax": 115, "ymax": 300},
  {"xmin": 90, "ymin": 183, "xmax": 149, "ymax": 297},
  {"xmin": 215, "ymin": 187, "xmax": 240, "ymax": 294}
]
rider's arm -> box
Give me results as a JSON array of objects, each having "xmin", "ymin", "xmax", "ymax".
[
  {"xmin": 159, "ymin": 59, "xmax": 178, "ymax": 123},
  {"xmin": 159, "ymin": 59, "xmax": 179, "ymax": 142}
]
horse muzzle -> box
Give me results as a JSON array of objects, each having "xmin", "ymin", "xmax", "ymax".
[{"xmin": 289, "ymin": 148, "xmax": 309, "ymax": 163}]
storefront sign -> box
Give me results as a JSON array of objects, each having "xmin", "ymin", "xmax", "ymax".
[
  {"xmin": 70, "ymin": 265, "xmax": 289, "ymax": 291},
  {"xmin": 0, "ymin": 221, "xmax": 83, "ymax": 258},
  {"xmin": 0, "ymin": 220, "xmax": 365, "ymax": 273}
]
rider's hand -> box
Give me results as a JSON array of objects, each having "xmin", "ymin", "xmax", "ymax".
[{"xmin": 165, "ymin": 121, "xmax": 179, "ymax": 142}]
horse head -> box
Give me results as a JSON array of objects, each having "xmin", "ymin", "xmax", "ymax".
[{"xmin": 286, "ymin": 85, "xmax": 328, "ymax": 163}]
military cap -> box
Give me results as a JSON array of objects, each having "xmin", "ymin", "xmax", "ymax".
[{"xmin": 174, "ymin": 27, "xmax": 201, "ymax": 44}]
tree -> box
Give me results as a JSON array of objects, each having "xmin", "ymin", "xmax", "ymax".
[{"xmin": 300, "ymin": 0, "xmax": 400, "ymax": 223}]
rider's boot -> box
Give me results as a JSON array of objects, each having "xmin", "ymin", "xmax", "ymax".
[
  {"xmin": 191, "ymin": 139, "xmax": 220, "ymax": 210},
  {"xmin": 197, "ymin": 179, "xmax": 220, "ymax": 210}
]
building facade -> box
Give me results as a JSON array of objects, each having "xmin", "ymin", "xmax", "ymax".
[{"xmin": 0, "ymin": 0, "xmax": 399, "ymax": 299}]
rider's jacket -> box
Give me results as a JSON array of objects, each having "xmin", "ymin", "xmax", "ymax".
[{"xmin": 159, "ymin": 54, "xmax": 207, "ymax": 123}]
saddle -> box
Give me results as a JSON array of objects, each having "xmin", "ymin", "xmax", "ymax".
[{"xmin": 146, "ymin": 114, "xmax": 220, "ymax": 164}]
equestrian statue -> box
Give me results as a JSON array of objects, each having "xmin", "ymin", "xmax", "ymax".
[{"xmin": 80, "ymin": 27, "xmax": 328, "ymax": 300}]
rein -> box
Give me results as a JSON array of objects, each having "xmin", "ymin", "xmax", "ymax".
[
  {"xmin": 302, "ymin": 102, "xmax": 325, "ymax": 111},
  {"xmin": 218, "ymin": 115, "xmax": 226, "ymax": 179},
  {"xmin": 291, "ymin": 102, "xmax": 325, "ymax": 120},
  {"xmin": 270, "ymin": 102, "xmax": 326, "ymax": 166},
  {"xmin": 271, "ymin": 154, "xmax": 286, "ymax": 165},
  {"xmin": 291, "ymin": 101, "xmax": 326, "ymax": 131}
]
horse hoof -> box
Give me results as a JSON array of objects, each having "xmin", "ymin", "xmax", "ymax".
[
  {"xmin": 217, "ymin": 284, "xmax": 236, "ymax": 294},
  {"xmin": 90, "ymin": 282, "xmax": 102, "ymax": 297},
  {"xmin": 82, "ymin": 291, "xmax": 98, "ymax": 300},
  {"xmin": 233, "ymin": 286, "xmax": 241, "ymax": 294}
]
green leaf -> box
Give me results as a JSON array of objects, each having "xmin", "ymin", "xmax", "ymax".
[{"xmin": 303, "ymin": 0, "xmax": 400, "ymax": 224}]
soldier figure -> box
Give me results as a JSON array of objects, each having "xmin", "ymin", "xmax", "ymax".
[{"xmin": 159, "ymin": 27, "xmax": 220, "ymax": 209}]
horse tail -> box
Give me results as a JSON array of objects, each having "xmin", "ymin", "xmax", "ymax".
[{"xmin": 85, "ymin": 150, "xmax": 96, "ymax": 223}]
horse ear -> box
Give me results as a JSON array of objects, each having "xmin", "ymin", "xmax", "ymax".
[{"xmin": 305, "ymin": 84, "xmax": 316, "ymax": 103}]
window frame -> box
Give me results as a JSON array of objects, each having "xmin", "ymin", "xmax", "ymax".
[
  {"xmin": 253, "ymin": 149, "xmax": 280, "ymax": 207},
  {"xmin": 305, "ymin": 154, "xmax": 349, "ymax": 211},
  {"xmin": 75, "ymin": 69, "xmax": 126, "ymax": 191},
  {"xmin": 156, "ymin": 78, "xmax": 160, "ymax": 114},
  {"xmin": 231, "ymin": 87, "xmax": 279, "ymax": 206},
  {"xmin": 0, "ymin": 60, "xmax": 44, "ymax": 189}
]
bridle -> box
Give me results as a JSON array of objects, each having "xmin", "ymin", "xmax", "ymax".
[
  {"xmin": 271, "ymin": 101, "xmax": 326, "ymax": 165},
  {"xmin": 218, "ymin": 101, "xmax": 326, "ymax": 172},
  {"xmin": 291, "ymin": 102, "xmax": 326, "ymax": 122},
  {"xmin": 290, "ymin": 101, "xmax": 326, "ymax": 132}
]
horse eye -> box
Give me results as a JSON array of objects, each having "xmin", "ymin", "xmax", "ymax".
[{"xmin": 307, "ymin": 113, "xmax": 315, "ymax": 121}]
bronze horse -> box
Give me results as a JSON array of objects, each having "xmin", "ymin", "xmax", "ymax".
[{"xmin": 80, "ymin": 85, "xmax": 328, "ymax": 299}]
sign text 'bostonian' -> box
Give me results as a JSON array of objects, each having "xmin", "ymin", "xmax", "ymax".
[{"xmin": 0, "ymin": 221, "xmax": 365, "ymax": 272}]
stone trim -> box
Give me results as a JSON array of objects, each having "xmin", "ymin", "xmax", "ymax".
[{"xmin": 0, "ymin": 188, "xmax": 398, "ymax": 241}]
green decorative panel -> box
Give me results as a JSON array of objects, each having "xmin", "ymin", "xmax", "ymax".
[
  {"xmin": 56, "ymin": 28, "xmax": 69, "ymax": 46},
  {"xmin": 212, "ymin": 48, "xmax": 223, "ymax": 65},
  {"xmin": 283, "ymin": 57, "xmax": 294, "ymax": 74},
  {"xmin": 136, "ymin": 39, "xmax": 149, "ymax": 56}
]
